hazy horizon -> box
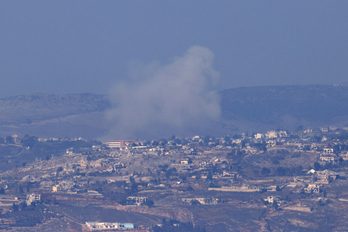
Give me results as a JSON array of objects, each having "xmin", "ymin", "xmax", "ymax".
[
  {"xmin": 1, "ymin": 1, "xmax": 348, "ymax": 139},
  {"xmin": 1, "ymin": 1, "xmax": 348, "ymax": 98}
]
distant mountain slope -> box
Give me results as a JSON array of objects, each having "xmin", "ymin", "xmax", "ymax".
[
  {"xmin": 0, "ymin": 93, "xmax": 110, "ymax": 125},
  {"xmin": 1, "ymin": 85, "xmax": 348, "ymax": 139},
  {"xmin": 0, "ymin": 93, "xmax": 111, "ymax": 139},
  {"xmin": 219, "ymin": 85, "xmax": 348, "ymax": 132}
]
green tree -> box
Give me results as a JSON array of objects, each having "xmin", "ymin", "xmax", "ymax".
[
  {"xmin": 12, "ymin": 203, "xmax": 19, "ymax": 211},
  {"xmin": 275, "ymin": 167, "xmax": 286, "ymax": 176},
  {"xmin": 19, "ymin": 201, "xmax": 27, "ymax": 210},
  {"xmin": 144, "ymin": 199, "xmax": 154, "ymax": 208},
  {"xmin": 165, "ymin": 168, "xmax": 177, "ymax": 178},
  {"xmin": 261, "ymin": 167, "xmax": 271, "ymax": 176},
  {"xmin": 339, "ymin": 157, "xmax": 343, "ymax": 163},
  {"xmin": 21, "ymin": 135, "xmax": 38, "ymax": 148},
  {"xmin": 132, "ymin": 182, "xmax": 138, "ymax": 190},
  {"xmin": 207, "ymin": 172, "xmax": 213, "ymax": 181},
  {"xmin": 272, "ymin": 200, "xmax": 278, "ymax": 210},
  {"xmin": 6, "ymin": 136, "xmax": 14, "ymax": 144},
  {"xmin": 56, "ymin": 166, "xmax": 63, "ymax": 176},
  {"xmin": 314, "ymin": 162, "xmax": 321, "ymax": 170}
]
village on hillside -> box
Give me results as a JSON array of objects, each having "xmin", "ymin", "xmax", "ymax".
[{"xmin": 0, "ymin": 126, "xmax": 348, "ymax": 230}]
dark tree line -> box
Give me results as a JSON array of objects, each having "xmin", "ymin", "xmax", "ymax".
[{"xmin": 261, "ymin": 166, "xmax": 304, "ymax": 176}]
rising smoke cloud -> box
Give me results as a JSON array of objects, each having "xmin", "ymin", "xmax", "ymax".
[{"xmin": 105, "ymin": 46, "xmax": 221, "ymax": 139}]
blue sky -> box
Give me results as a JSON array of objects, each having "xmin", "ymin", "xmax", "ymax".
[{"xmin": 0, "ymin": 1, "xmax": 347, "ymax": 98}]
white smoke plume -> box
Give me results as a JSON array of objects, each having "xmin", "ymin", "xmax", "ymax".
[{"xmin": 105, "ymin": 46, "xmax": 221, "ymax": 139}]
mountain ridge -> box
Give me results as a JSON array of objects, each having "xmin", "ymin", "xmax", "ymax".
[
  {"xmin": 219, "ymin": 84, "xmax": 348, "ymax": 133},
  {"xmin": 1, "ymin": 85, "xmax": 348, "ymax": 139}
]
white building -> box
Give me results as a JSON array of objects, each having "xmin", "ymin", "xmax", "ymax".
[
  {"xmin": 323, "ymin": 146, "xmax": 334, "ymax": 154},
  {"xmin": 26, "ymin": 193, "xmax": 41, "ymax": 205},
  {"xmin": 254, "ymin": 133, "xmax": 264, "ymax": 139},
  {"xmin": 126, "ymin": 196, "xmax": 148, "ymax": 205},
  {"xmin": 85, "ymin": 222, "xmax": 134, "ymax": 230}
]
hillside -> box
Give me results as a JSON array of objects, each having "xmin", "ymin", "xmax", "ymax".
[
  {"xmin": 219, "ymin": 85, "xmax": 348, "ymax": 133},
  {"xmin": 0, "ymin": 93, "xmax": 111, "ymax": 139},
  {"xmin": 1, "ymin": 85, "xmax": 348, "ymax": 139}
]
